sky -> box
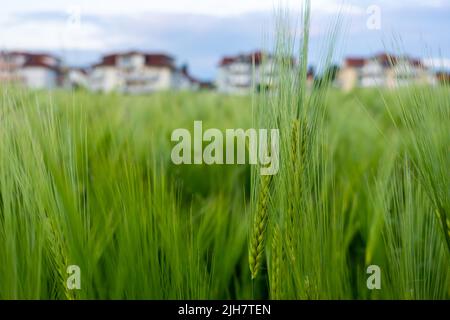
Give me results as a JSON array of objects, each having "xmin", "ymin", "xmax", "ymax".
[{"xmin": 1, "ymin": 0, "xmax": 449, "ymax": 80}]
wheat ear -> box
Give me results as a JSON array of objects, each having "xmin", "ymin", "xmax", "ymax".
[{"xmin": 249, "ymin": 174, "xmax": 272, "ymax": 279}]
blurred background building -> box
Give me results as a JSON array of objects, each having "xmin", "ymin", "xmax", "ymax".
[{"xmin": 0, "ymin": 51, "xmax": 61, "ymax": 89}]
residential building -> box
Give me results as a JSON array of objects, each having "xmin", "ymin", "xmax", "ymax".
[
  {"xmin": 89, "ymin": 51, "xmax": 197, "ymax": 93},
  {"xmin": 216, "ymin": 51, "xmax": 290, "ymax": 94},
  {"xmin": 337, "ymin": 53, "xmax": 436, "ymax": 91},
  {"xmin": 216, "ymin": 51, "xmax": 314, "ymax": 94},
  {"xmin": 0, "ymin": 51, "xmax": 61, "ymax": 89}
]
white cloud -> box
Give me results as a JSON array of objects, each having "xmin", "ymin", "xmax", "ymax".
[
  {"xmin": 0, "ymin": 20, "xmax": 105, "ymax": 50},
  {"xmin": 423, "ymin": 58, "xmax": 450, "ymax": 70},
  {"xmin": 1, "ymin": 0, "xmax": 448, "ymax": 21},
  {"xmin": 0, "ymin": 0, "xmax": 367, "ymax": 18}
]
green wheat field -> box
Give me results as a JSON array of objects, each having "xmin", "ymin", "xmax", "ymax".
[
  {"xmin": 0, "ymin": 6, "xmax": 449, "ymax": 300},
  {"xmin": 0, "ymin": 84, "xmax": 448, "ymax": 299}
]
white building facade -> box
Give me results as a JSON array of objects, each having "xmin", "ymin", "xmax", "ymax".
[
  {"xmin": 63, "ymin": 68, "xmax": 89, "ymax": 89},
  {"xmin": 89, "ymin": 51, "xmax": 197, "ymax": 93}
]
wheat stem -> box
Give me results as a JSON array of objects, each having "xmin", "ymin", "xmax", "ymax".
[{"xmin": 269, "ymin": 223, "xmax": 282, "ymax": 299}]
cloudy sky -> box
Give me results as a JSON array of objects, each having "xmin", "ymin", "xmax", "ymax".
[{"xmin": 1, "ymin": 0, "xmax": 449, "ymax": 79}]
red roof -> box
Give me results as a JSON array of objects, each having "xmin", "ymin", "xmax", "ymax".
[
  {"xmin": 219, "ymin": 51, "xmax": 272, "ymax": 67},
  {"xmin": 94, "ymin": 54, "xmax": 117, "ymax": 67},
  {"xmin": 145, "ymin": 54, "xmax": 174, "ymax": 68},
  {"xmin": 374, "ymin": 53, "xmax": 397, "ymax": 67},
  {"xmin": 345, "ymin": 57, "xmax": 366, "ymax": 68},
  {"xmin": 0, "ymin": 51, "xmax": 60, "ymax": 71},
  {"xmin": 24, "ymin": 55, "xmax": 59, "ymax": 70},
  {"xmin": 219, "ymin": 57, "xmax": 236, "ymax": 66}
]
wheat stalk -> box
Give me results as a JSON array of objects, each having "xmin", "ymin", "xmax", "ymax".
[
  {"xmin": 44, "ymin": 217, "xmax": 73, "ymax": 300},
  {"xmin": 269, "ymin": 223, "xmax": 282, "ymax": 299},
  {"xmin": 286, "ymin": 119, "xmax": 308, "ymax": 262},
  {"xmin": 249, "ymin": 174, "xmax": 272, "ymax": 279}
]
